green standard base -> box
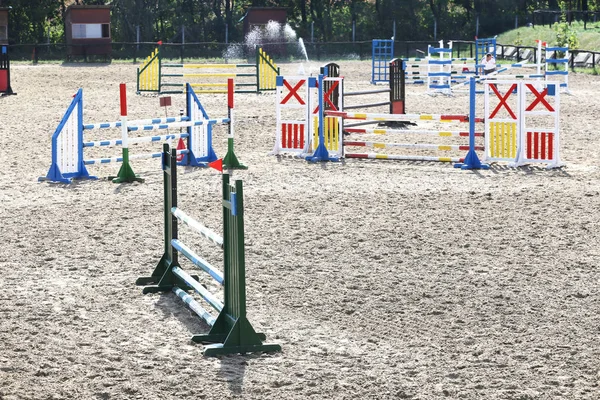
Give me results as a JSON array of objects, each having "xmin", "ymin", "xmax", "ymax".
[
  {"xmin": 222, "ymin": 138, "xmax": 248, "ymax": 170},
  {"xmin": 135, "ymin": 255, "xmax": 199, "ymax": 294},
  {"xmin": 110, "ymin": 159, "xmax": 144, "ymax": 183},
  {"xmin": 192, "ymin": 316, "xmax": 281, "ymax": 356},
  {"xmin": 202, "ymin": 342, "xmax": 282, "ymax": 357}
]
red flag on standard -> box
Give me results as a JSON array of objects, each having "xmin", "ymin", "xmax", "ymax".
[
  {"xmin": 208, "ymin": 159, "xmax": 223, "ymax": 172},
  {"xmin": 176, "ymin": 138, "xmax": 186, "ymax": 162}
]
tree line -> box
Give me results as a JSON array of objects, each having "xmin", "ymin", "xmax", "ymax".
[{"xmin": 2, "ymin": 0, "xmax": 599, "ymax": 45}]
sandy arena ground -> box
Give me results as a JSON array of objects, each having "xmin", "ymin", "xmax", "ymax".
[{"xmin": 0, "ymin": 59, "xmax": 599, "ymax": 400}]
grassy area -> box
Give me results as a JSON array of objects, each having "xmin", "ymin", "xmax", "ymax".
[{"xmin": 497, "ymin": 20, "xmax": 600, "ymax": 51}]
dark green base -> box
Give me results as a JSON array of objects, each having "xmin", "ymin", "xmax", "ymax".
[
  {"xmin": 222, "ymin": 153, "xmax": 248, "ymax": 170},
  {"xmin": 135, "ymin": 254, "xmax": 199, "ymax": 293},
  {"xmin": 202, "ymin": 342, "xmax": 282, "ymax": 357},
  {"xmin": 222, "ymin": 139, "xmax": 248, "ymax": 170},
  {"xmin": 192, "ymin": 317, "xmax": 281, "ymax": 356},
  {"xmin": 192, "ymin": 332, "xmax": 268, "ymax": 342},
  {"xmin": 110, "ymin": 161, "xmax": 144, "ymax": 183},
  {"xmin": 189, "ymin": 315, "xmax": 281, "ymax": 356},
  {"xmin": 137, "ymin": 280, "xmax": 198, "ymax": 295}
]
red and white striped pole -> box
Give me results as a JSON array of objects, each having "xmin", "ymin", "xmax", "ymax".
[
  {"xmin": 222, "ymin": 78, "xmax": 246, "ymax": 170},
  {"xmin": 112, "ymin": 83, "xmax": 143, "ymax": 183}
]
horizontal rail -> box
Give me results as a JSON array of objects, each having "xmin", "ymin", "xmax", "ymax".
[
  {"xmin": 172, "ymin": 239, "xmax": 224, "ymax": 285},
  {"xmin": 344, "ymin": 102, "xmax": 390, "ymax": 110},
  {"xmin": 345, "ymin": 141, "xmax": 484, "ymax": 151},
  {"xmin": 83, "ymin": 149, "xmax": 188, "ymax": 165},
  {"xmin": 345, "ymin": 153, "xmax": 464, "ymax": 162},
  {"xmin": 345, "ymin": 89, "xmax": 390, "ymax": 96},
  {"xmin": 345, "ymin": 128, "xmax": 483, "ymax": 137},
  {"xmin": 83, "ymin": 116, "xmax": 190, "ymax": 130},
  {"xmin": 172, "ymin": 287, "xmax": 217, "ymax": 326},
  {"xmin": 172, "ymin": 207, "xmax": 224, "ymax": 248},
  {"xmin": 83, "ymin": 133, "xmax": 189, "ymax": 148},
  {"xmin": 327, "ymin": 111, "xmax": 481, "ymax": 123},
  {"xmin": 162, "ymin": 63, "xmax": 254, "ymax": 68},
  {"xmin": 128, "ymin": 118, "xmax": 229, "ymax": 131},
  {"xmin": 172, "ymin": 266, "xmax": 224, "ymax": 312},
  {"xmin": 163, "ymin": 73, "xmax": 255, "ymax": 78}
]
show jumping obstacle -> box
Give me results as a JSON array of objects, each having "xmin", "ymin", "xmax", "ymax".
[
  {"xmin": 39, "ymin": 79, "xmax": 244, "ymax": 184},
  {"xmin": 428, "ymin": 40, "xmax": 543, "ymax": 94},
  {"xmin": 435, "ymin": 40, "xmax": 570, "ymax": 95},
  {"xmin": 371, "ymin": 37, "xmax": 496, "ymax": 87},
  {"xmin": 326, "ymin": 77, "xmax": 562, "ymax": 169},
  {"xmin": 271, "ymin": 59, "xmax": 405, "ymax": 159},
  {"xmin": 0, "ymin": 46, "xmax": 15, "ymax": 96},
  {"xmin": 137, "ymin": 45, "xmax": 279, "ymax": 94},
  {"xmin": 449, "ymin": 40, "xmax": 547, "ymax": 94},
  {"xmin": 321, "ymin": 59, "xmax": 405, "ymax": 114},
  {"xmin": 373, "ymin": 38, "xmax": 567, "ymax": 95},
  {"xmin": 136, "ymin": 144, "xmax": 280, "ymax": 356},
  {"xmin": 329, "ymin": 110, "xmax": 485, "ymax": 164},
  {"xmin": 371, "ymin": 39, "xmax": 395, "ymax": 84},
  {"xmin": 272, "ymin": 69, "xmax": 483, "ymax": 164},
  {"xmin": 482, "ymin": 80, "xmax": 561, "ymax": 168},
  {"xmin": 545, "ymin": 45, "xmax": 570, "ymax": 94},
  {"xmin": 270, "ymin": 74, "xmax": 343, "ymax": 160}
]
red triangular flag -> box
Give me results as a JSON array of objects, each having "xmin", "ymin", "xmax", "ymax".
[
  {"xmin": 208, "ymin": 159, "xmax": 223, "ymax": 172},
  {"xmin": 157, "ymin": 40, "xmax": 163, "ymax": 45},
  {"xmin": 176, "ymin": 138, "xmax": 186, "ymax": 162}
]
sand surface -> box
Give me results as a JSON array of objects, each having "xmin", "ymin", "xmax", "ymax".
[{"xmin": 0, "ymin": 60, "xmax": 599, "ymax": 400}]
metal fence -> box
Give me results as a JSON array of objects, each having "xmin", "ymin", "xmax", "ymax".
[{"xmin": 5, "ymin": 41, "xmax": 600, "ymax": 71}]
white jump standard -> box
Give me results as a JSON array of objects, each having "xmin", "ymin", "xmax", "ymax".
[{"xmin": 39, "ymin": 80, "xmax": 245, "ymax": 184}]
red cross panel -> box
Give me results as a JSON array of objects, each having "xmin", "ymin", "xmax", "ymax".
[
  {"xmin": 280, "ymin": 79, "xmax": 306, "ymax": 105},
  {"xmin": 489, "ymin": 84, "xmax": 518, "ymax": 120},
  {"xmin": 313, "ymin": 79, "xmax": 340, "ymax": 114},
  {"xmin": 524, "ymin": 84, "xmax": 555, "ymax": 112}
]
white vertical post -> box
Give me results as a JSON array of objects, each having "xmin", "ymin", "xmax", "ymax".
[
  {"xmin": 136, "ymin": 25, "xmax": 140, "ymax": 51},
  {"xmin": 446, "ymin": 41, "xmax": 453, "ymax": 92},
  {"xmin": 536, "ymin": 40, "xmax": 542, "ymax": 75},
  {"xmin": 564, "ymin": 47, "xmax": 569, "ymax": 93},
  {"xmin": 554, "ymin": 82, "xmax": 561, "ymax": 164}
]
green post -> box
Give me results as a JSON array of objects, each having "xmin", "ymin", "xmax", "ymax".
[
  {"xmin": 158, "ymin": 46, "xmax": 162, "ymax": 94},
  {"xmin": 255, "ymin": 46, "xmax": 260, "ymax": 94},
  {"xmin": 136, "ymin": 67, "xmax": 140, "ymax": 94},
  {"xmin": 135, "ymin": 143, "xmax": 178, "ymax": 289},
  {"xmin": 192, "ymin": 174, "xmax": 281, "ymax": 356}
]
